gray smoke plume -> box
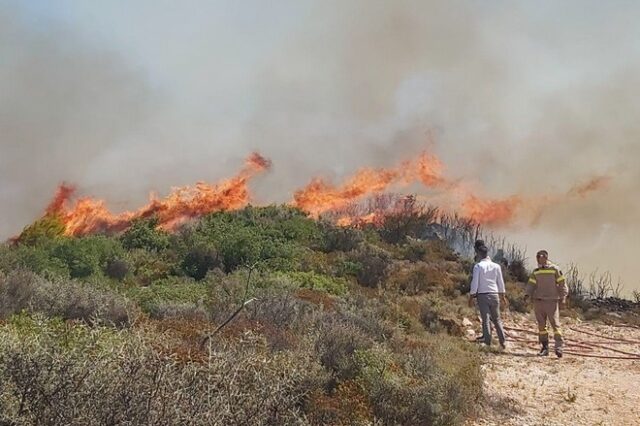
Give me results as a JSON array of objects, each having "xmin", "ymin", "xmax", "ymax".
[{"xmin": 1, "ymin": 1, "xmax": 639, "ymax": 290}]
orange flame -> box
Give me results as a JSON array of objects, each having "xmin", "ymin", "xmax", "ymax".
[
  {"xmin": 292, "ymin": 152, "xmax": 445, "ymax": 216},
  {"xmin": 461, "ymin": 194, "xmax": 523, "ymax": 225},
  {"xmin": 44, "ymin": 153, "xmax": 271, "ymax": 236}
]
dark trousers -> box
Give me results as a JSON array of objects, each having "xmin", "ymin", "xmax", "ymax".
[{"xmin": 477, "ymin": 293, "xmax": 506, "ymax": 346}]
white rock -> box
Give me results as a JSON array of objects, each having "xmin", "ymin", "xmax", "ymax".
[{"xmin": 462, "ymin": 317, "xmax": 473, "ymax": 327}]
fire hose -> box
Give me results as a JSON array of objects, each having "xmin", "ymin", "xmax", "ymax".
[{"xmin": 500, "ymin": 325, "xmax": 640, "ymax": 360}]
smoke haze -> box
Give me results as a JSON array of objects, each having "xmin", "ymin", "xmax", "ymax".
[{"xmin": 1, "ymin": 1, "xmax": 639, "ymax": 290}]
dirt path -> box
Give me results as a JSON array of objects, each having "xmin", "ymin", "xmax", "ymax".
[{"xmin": 465, "ymin": 312, "xmax": 640, "ymax": 425}]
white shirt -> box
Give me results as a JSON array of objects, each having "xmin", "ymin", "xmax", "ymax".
[{"xmin": 470, "ymin": 257, "xmax": 506, "ymax": 295}]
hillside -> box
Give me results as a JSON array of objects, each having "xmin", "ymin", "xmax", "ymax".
[{"xmin": 0, "ymin": 205, "xmax": 638, "ymax": 425}]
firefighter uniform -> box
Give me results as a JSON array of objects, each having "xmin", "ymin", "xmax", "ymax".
[{"xmin": 525, "ymin": 263, "xmax": 568, "ymax": 350}]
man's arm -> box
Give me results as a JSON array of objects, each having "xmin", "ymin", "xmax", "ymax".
[
  {"xmin": 556, "ymin": 269, "xmax": 568, "ymax": 305},
  {"xmin": 470, "ymin": 264, "xmax": 480, "ymax": 296},
  {"xmin": 525, "ymin": 272, "xmax": 536, "ymax": 300},
  {"xmin": 497, "ymin": 265, "xmax": 506, "ymax": 294}
]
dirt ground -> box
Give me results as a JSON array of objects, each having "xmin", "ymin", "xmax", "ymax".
[{"xmin": 465, "ymin": 311, "xmax": 640, "ymax": 426}]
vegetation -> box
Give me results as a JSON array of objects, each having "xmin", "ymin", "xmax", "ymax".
[{"xmin": 0, "ymin": 204, "xmax": 551, "ymax": 425}]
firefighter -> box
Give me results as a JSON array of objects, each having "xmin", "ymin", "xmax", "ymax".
[{"xmin": 525, "ymin": 250, "xmax": 568, "ymax": 357}]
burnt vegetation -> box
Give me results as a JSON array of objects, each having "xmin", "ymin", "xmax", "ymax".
[{"xmin": 0, "ymin": 202, "xmax": 633, "ymax": 425}]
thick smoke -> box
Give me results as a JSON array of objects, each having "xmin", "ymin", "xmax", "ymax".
[{"xmin": 1, "ymin": 1, "xmax": 639, "ymax": 290}]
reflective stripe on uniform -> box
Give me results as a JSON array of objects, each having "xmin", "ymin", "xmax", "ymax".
[
  {"xmin": 534, "ymin": 270, "xmax": 557, "ymax": 275},
  {"xmin": 556, "ymin": 276, "xmax": 566, "ymax": 283},
  {"xmin": 528, "ymin": 277, "xmax": 536, "ymax": 284},
  {"xmin": 538, "ymin": 329, "xmax": 548, "ymax": 335},
  {"xmin": 553, "ymin": 329, "xmax": 563, "ymax": 336}
]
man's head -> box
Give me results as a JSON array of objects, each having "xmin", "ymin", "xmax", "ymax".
[
  {"xmin": 536, "ymin": 250, "xmax": 549, "ymax": 266},
  {"xmin": 474, "ymin": 240, "xmax": 485, "ymax": 251},
  {"xmin": 477, "ymin": 245, "xmax": 489, "ymax": 259}
]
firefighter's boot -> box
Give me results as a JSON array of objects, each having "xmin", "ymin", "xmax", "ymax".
[
  {"xmin": 555, "ymin": 347, "xmax": 563, "ymax": 358},
  {"xmin": 538, "ymin": 344, "xmax": 549, "ymax": 357}
]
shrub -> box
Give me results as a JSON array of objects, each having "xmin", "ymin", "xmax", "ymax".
[
  {"xmin": 0, "ymin": 316, "xmax": 324, "ymax": 426},
  {"xmin": 315, "ymin": 321, "xmax": 373, "ymax": 381},
  {"xmin": 181, "ymin": 245, "xmax": 221, "ymax": 280},
  {"xmin": 386, "ymin": 261, "xmax": 453, "ymax": 296},
  {"xmin": 505, "ymin": 281, "xmax": 529, "ymax": 313},
  {"xmin": 0, "ymin": 270, "xmax": 133, "ymax": 326},
  {"xmin": 508, "ymin": 259, "xmax": 529, "ymax": 283},
  {"xmin": 126, "ymin": 276, "xmax": 208, "ymax": 314},
  {"xmin": 105, "ymin": 258, "xmax": 129, "ymax": 281},
  {"xmin": 360, "ymin": 336, "xmax": 482, "ymax": 426},
  {"xmin": 347, "ymin": 244, "xmax": 392, "ymax": 288},
  {"xmin": 279, "ymin": 271, "xmax": 348, "ymax": 296},
  {"xmin": 3, "ymin": 244, "xmax": 69, "ymax": 278},
  {"xmin": 15, "ymin": 214, "xmax": 65, "ymax": 246},
  {"xmin": 120, "ymin": 218, "xmax": 170, "ymax": 252},
  {"xmin": 51, "ymin": 236, "xmax": 124, "ymax": 278},
  {"xmin": 317, "ymin": 223, "xmax": 364, "ymax": 252},
  {"xmin": 127, "ymin": 249, "xmax": 173, "ymax": 285}
]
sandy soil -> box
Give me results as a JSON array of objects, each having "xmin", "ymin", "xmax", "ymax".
[{"xmin": 465, "ymin": 311, "xmax": 640, "ymax": 426}]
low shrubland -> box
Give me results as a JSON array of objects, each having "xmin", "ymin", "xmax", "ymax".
[{"xmin": 0, "ymin": 204, "xmax": 527, "ymax": 425}]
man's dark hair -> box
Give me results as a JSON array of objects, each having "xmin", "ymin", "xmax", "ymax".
[
  {"xmin": 536, "ymin": 250, "xmax": 549, "ymax": 257},
  {"xmin": 477, "ymin": 245, "xmax": 489, "ymax": 258},
  {"xmin": 474, "ymin": 239, "xmax": 485, "ymax": 250}
]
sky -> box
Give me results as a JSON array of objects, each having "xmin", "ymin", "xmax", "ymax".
[{"xmin": 1, "ymin": 0, "xmax": 639, "ymax": 291}]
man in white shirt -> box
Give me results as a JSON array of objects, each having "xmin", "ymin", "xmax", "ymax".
[{"xmin": 469, "ymin": 245, "xmax": 507, "ymax": 348}]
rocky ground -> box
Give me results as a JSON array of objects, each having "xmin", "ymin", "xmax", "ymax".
[{"xmin": 465, "ymin": 311, "xmax": 640, "ymax": 426}]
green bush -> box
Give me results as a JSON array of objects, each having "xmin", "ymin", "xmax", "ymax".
[
  {"xmin": 120, "ymin": 218, "xmax": 170, "ymax": 252},
  {"xmin": 279, "ymin": 271, "xmax": 348, "ymax": 296},
  {"xmin": 180, "ymin": 245, "xmax": 221, "ymax": 280},
  {"xmin": 15, "ymin": 214, "xmax": 65, "ymax": 246},
  {"xmin": 52, "ymin": 237, "xmax": 121, "ymax": 278},
  {"xmin": 125, "ymin": 276, "xmax": 209, "ymax": 314}
]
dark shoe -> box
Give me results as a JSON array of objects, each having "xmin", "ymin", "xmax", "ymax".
[
  {"xmin": 499, "ymin": 342, "xmax": 507, "ymax": 351},
  {"xmin": 555, "ymin": 348, "xmax": 563, "ymax": 358},
  {"xmin": 538, "ymin": 346, "xmax": 549, "ymax": 357}
]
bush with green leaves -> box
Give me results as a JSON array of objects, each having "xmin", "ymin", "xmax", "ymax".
[
  {"xmin": 120, "ymin": 218, "xmax": 170, "ymax": 252},
  {"xmin": 125, "ymin": 276, "xmax": 209, "ymax": 315},
  {"xmin": 51, "ymin": 236, "xmax": 124, "ymax": 278},
  {"xmin": 15, "ymin": 214, "xmax": 65, "ymax": 246}
]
